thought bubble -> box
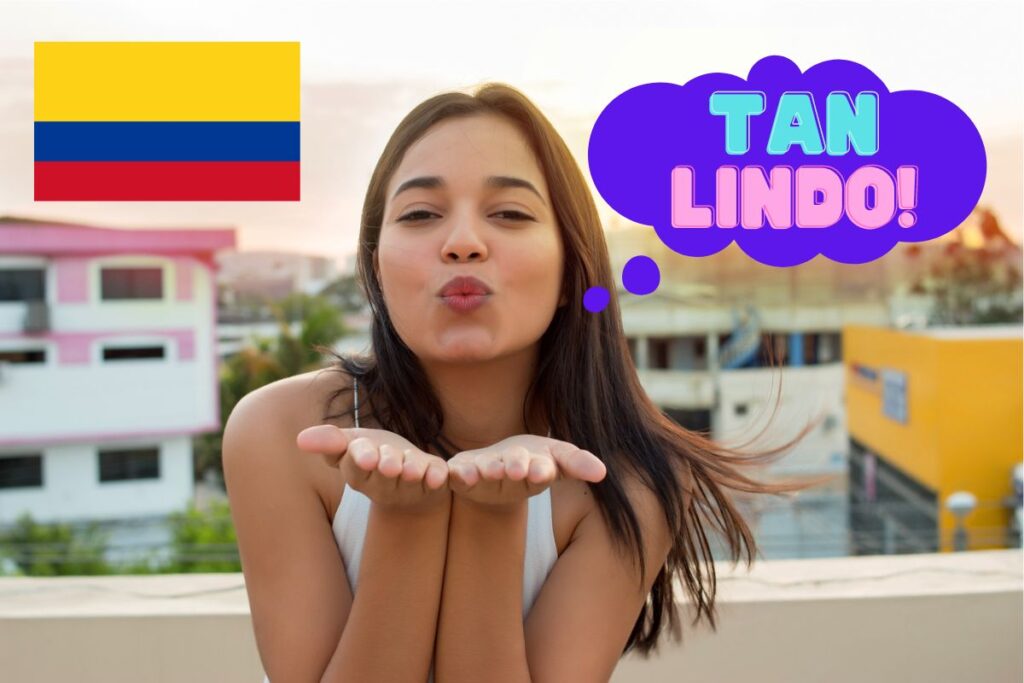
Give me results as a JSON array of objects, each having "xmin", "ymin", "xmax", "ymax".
[{"xmin": 587, "ymin": 55, "xmax": 987, "ymax": 269}]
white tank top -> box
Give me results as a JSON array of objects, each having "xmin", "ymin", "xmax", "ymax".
[{"xmin": 262, "ymin": 375, "xmax": 559, "ymax": 683}]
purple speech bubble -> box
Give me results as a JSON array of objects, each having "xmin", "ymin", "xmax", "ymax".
[{"xmin": 587, "ymin": 55, "xmax": 987, "ymax": 268}]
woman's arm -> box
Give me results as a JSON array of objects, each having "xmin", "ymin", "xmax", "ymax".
[
  {"xmin": 320, "ymin": 497, "xmax": 451, "ymax": 682},
  {"xmin": 224, "ymin": 379, "xmax": 451, "ymax": 682},
  {"xmin": 434, "ymin": 496, "xmax": 531, "ymax": 683},
  {"xmin": 433, "ymin": 438, "xmax": 669, "ymax": 683}
]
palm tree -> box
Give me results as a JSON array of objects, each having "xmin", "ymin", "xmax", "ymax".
[{"xmin": 194, "ymin": 293, "xmax": 348, "ymax": 484}]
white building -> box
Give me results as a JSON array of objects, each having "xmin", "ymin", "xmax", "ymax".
[
  {"xmin": 215, "ymin": 249, "xmax": 341, "ymax": 300},
  {"xmin": 0, "ymin": 217, "xmax": 235, "ymax": 563},
  {"xmin": 607, "ymin": 224, "xmax": 898, "ymax": 559},
  {"xmin": 217, "ymin": 319, "xmax": 302, "ymax": 358}
]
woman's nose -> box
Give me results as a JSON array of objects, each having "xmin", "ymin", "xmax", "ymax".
[{"xmin": 441, "ymin": 215, "xmax": 488, "ymax": 262}]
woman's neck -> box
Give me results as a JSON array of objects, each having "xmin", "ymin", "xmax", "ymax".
[{"xmin": 420, "ymin": 344, "xmax": 545, "ymax": 452}]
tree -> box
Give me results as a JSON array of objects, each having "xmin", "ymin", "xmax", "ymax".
[
  {"xmin": 163, "ymin": 499, "xmax": 241, "ymax": 573},
  {"xmin": 193, "ymin": 292, "xmax": 348, "ymax": 483},
  {"xmin": 908, "ymin": 210, "xmax": 1023, "ymax": 325},
  {"xmin": 318, "ymin": 273, "xmax": 368, "ymax": 314},
  {"xmin": 0, "ymin": 512, "xmax": 111, "ymax": 576}
]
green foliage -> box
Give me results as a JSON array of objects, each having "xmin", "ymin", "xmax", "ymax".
[
  {"xmin": 909, "ymin": 211, "xmax": 1023, "ymax": 325},
  {"xmin": 194, "ymin": 292, "xmax": 349, "ymax": 482},
  {"xmin": 163, "ymin": 499, "xmax": 240, "ymax": 573},
  {"xmin": 271, "ymin": 292, "xmax": 349, "ymax": 373},
  {"xmin": 318, "ymin": 273, "xmax": 368, "ymax": 314},
  {"xmin": 0, "ymin": 502, "xmax": 244, "ymax": 576},
  {"xmin": 0, "ymin": 511, "xmax": 111, "ymax": 576}
]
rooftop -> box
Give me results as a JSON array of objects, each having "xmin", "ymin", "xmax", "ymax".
[{"xmin": 0, "ymin": 214, "xmax": 236, "ymax": 256}]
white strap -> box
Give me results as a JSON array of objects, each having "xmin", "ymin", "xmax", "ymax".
[{"xmin": 353, "ymin": 375, "xmax": 360, "ymax": 428}]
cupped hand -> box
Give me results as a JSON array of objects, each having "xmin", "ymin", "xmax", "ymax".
[
  {"xmin": 296, "ymin": 425, "xmax": 451, "ymax": 513},
  {"xmin": 447, "ymin": 434, "xmax": 606, "ymax": 509}
]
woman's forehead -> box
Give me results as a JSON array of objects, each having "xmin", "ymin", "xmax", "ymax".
[{"xmin": 390, "ymin": 116, "xmax": 547, "ymax": 197}]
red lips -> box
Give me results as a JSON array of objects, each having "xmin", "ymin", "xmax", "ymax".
[{"xmin": 437, "ymin": 275, "xmax": 493, "ymax": 297}]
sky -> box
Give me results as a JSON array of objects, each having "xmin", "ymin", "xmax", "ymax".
[{"xmin": 1, "ymin": 0, "xmax": 1021, "ymax": 266}]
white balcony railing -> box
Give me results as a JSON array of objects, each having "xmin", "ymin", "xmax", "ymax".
[{"xmin": 0, "ymin": 549, "xmax": 1019, "ymax": 682}]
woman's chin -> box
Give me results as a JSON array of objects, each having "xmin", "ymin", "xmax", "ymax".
[
  {"xmin": 432, "ymin": 334, "xmax": 498, "ymax": 362},
  {"xmin": 436, "ymin": 346, "xmax": 495, "ymax": 363}
]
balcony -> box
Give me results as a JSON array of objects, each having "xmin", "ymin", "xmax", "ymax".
[
  {"xmin": 636, "ymin": 369, "xmax": 716, "ymax": 408},
  {"xmin": 22, "ymin": 300, "xmax": 49, "ymax": 334},
  {"xmin": 0, "ymin": 549, "xmax": 1019, "ymax": 682}
]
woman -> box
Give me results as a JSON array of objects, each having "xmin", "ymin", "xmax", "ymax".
[{"xmin": 224, "ymin": 82, "xmax": 832, "ymax": 682}]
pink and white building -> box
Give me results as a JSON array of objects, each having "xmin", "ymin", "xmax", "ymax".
[{"xmin": 0, "ymin": 217, "xmax": 235, "ymax": 537}]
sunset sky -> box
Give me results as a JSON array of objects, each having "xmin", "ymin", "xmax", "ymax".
[{"xmin": 2, "ymin": 0, "xmax": 1021, "ymax": 266}]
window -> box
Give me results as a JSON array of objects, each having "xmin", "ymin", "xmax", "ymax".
[
  {"xmin": 0, "ymin": 349, "xmax": 46, "ymax": 364},
  {"xmin": 664, "ymin": 408, "xmax": 711, "ymax": 433},
  {"xmin": 102, "ymin": 345, "xmax": 165, "ymax": 361},
  {"xmin": 882, "ymin": 370, "xmax": 908, "ymax": 424},
  {"xmin": 819, "ymin": 332, "xmax": 842, "ymax": 364},
  {"xmin": 648, "ymin": 338, "xmax": 671, "ymax": 370},
  {"xmin": 0, "ymin": 268, "xmax": 45, "ymax": 302},
  {"xmin": 802, "ymin": 333, "xmax": 820, "ymax": 365},
  {"xmin": 98, "ymin": 447, "xmax": 160, "ymax": 482},
  {"xmin": 0, "ymin": 454, "xmax": 43, "ymax": 489},
  {"xmin": 677, "ymin": 335, "xmax": 708, "ymax": 370},
  {"xmin": 801, "ymin": 331, "xmax": 843, "ymax": 365},
  {"xmin": 756, "ymin": 332, "xmax": 789, "ymax": 367},
  {"xmin": 100, "ymin": 267, "xmax": 163, "ymax": 300}
]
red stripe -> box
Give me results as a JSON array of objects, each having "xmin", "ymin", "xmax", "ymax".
[{"xmin": 34, "ymin": 161, "xmax": 300, "ymax": 201}]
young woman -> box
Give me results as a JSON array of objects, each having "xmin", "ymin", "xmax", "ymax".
[{"xmin": 224, "ymin": 82, "xmax": 832, "ymax": 683}]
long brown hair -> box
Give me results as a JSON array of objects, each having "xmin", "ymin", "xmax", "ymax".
[{"xmin": 317, "ymin": 82, "xmax": 837, "ymax": 657}]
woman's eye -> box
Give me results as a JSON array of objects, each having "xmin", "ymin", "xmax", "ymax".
[
  {"xmin": 493, "ymin": 210, "xmax": 534, "ymax": 221},
  {"xmin": 397, "ymin": 210, "xmax": 436, "ymax": 222},
  {"xmin": 398, "ymin": 210, "xmax": 535, "ymax": 223}
]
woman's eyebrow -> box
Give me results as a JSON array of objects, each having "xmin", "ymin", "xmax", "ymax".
[{"xmin": 391, "ymin": 175, "xmax": 545, "ymax": 203}]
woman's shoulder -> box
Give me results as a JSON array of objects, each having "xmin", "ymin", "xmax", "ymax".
[
  {"xmin": 233, "ymin": 367, "xmax": 356, "ymax": 434},
  {"xmin": 223, "ymin": 367, "xmax": 358, "ymax": 524},
  {"xmin": 566, "ymin": 465, "xmax": 672, "ymax": 558}
]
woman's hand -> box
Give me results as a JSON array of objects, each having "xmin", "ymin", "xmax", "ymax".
[
  {"xmin": 447, "ymin": 434, "xmax": 606, "ymax": 509},
  {"xmin": 296, "ymin": 425, "xmax": 451, "ymax": 513}
]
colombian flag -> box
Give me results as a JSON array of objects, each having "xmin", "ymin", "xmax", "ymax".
[{"xmin": 34, "ymin": 41, "xmax": 300, "ymax": 201}]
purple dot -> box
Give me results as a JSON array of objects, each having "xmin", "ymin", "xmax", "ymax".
[
  {"xmin": 583, "ymin": 286, "xmax": 610, "ymax": 312},
  {"xmin": 622, "ymin": 255, "xmax": 660, "ymax": 295}
]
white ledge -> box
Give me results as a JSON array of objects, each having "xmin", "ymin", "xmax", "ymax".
[
  {"xmin": 1, "ymin": 549, "xmax": 1018, "ymax": 618},
  {"xmin": 0, "ymin": 550, "xmax": 1020, "ymax": 683}
]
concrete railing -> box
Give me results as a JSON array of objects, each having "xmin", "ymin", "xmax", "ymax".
[{"xmin": 1, "ymin": 549, "xmax": 1020, "ymax": 682}]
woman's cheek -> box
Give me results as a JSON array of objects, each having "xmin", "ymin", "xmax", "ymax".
[
  {"xmin": 379, "ymin": 263, "xmax": 425, "ymax": 339},
  {"xmin": 510, "ymin": 265, "xmax": 561, "ymax": 320}
]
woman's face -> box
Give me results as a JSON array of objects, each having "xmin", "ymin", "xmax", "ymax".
[{"xmin": 376, "ymin": 113, "xmax": 565, "ymax": 364}]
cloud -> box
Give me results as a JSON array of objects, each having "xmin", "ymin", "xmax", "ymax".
[{"xmin": 588, "ymin": 55, "xmax": 987, "ymax": 266}]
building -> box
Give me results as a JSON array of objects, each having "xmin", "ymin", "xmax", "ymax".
[
  {"xmin": 607, "ymin": 223, "xmax": 895, "ymax": 558},
  {"xmin": 0, "ymin": 216, "xmax": 235, "ymax": 563},
  {"xmin": 215, "ymin": 249, "xmax": 341, "ymax": 303},
  {"xmin": 618, "ymin": 285, "xmax": 887, "ymax": 559},
  {"xmin": 216, "ymin": 319, "xmax": 302, "ymax": 358},
  {"xmin": 845, "ymin": 324, "xmax": 1023, "ymax": 554}
]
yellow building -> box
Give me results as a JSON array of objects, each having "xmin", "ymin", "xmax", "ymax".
[{"xmin": 844, "ymin": 324, "xmax": 1022, "ymax": 553}]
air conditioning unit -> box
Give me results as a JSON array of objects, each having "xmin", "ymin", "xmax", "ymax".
[{"xmin": 23, "ymin": 300, "xmax": 50, "ymax": 333}]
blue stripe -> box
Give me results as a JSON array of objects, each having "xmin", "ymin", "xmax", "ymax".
[{"xmin": 34, "ymin": 122, "xmax": 300, "ymax": 161}]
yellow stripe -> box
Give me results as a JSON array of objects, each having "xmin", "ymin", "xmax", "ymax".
[{"xmin": 35, "ymin": 42, "xmax": 299, "ymax": 121}]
